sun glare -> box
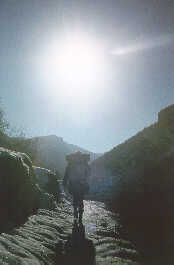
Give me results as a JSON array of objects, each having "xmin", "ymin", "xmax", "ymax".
[
  {"xmin": 41, "ymin": 34, "xmax": 104, "ymax": 86},
  {"xmin": 37, "ymin": 33, "xmax": 107, "ymax": 113}
]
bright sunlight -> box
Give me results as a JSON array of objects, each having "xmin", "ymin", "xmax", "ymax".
[{"xmin": 41, "ymin": 33, "xmax": 105, "ymax": 87}]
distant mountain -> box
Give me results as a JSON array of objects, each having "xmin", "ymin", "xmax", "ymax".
[{"xmin": 32, "ymin": 135, "xmax": 101, "ymax": 175}]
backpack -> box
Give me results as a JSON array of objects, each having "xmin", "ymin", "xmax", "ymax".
[{"xmin": 67, "ymin": 162, "xmax": 90, "ymax": 195}]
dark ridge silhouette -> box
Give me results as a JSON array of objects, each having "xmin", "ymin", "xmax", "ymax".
[{"xmin": 89, "ymin": 104, "xmax": 174, "ymax": 264}]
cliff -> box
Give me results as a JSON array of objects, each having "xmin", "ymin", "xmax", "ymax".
[
  {"xmin": 89, "ymin": 104, "xmax": 174, "ymax": 201},
  {"xmin": 89, "ymin": 104, "xmax": 174, "ymax": 260}
]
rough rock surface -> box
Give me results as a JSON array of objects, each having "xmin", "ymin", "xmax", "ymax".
[
  {"xmin": 33, "ymin": 166, "xmax": 61, "ymax": 211},
  {"xmin": 0, "ymin": 147, "xmax": 62, "ymax": 232},
  {"xmin": 0, "ymin": 147, "xmax": 39, "ymax": 231},
  {"xmin": 34, "ymin": 167, "xmax": 60, "ymax": 201},
  {"xmin": 0, "ymin": 196, "xmax": 139, "ymax": 265}
]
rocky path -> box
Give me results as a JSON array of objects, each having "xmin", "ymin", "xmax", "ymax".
[
  {"xmin": 58, "ymin": 198, "xmax": 140, "ymax": 265},
  {"xmin": 83, "ymin": 200, "xmax": 139, "ymax": 265},
  {"xmin": 0, "ymin": 197, "xmax": 140, "ymax": 265}
]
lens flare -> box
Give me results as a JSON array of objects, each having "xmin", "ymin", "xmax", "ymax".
[{"xmin": 112, "ymin": 34, "xmax": 174, "ymax": 56}]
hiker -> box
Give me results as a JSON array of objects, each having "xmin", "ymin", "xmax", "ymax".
[{"xmin": 63, "ymin": 151, "xmax": 90, "ymax": 223}]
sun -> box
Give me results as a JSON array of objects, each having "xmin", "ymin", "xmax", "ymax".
[
  {"xmin": 38, "ymin": 33, "xmax": 107, "ymax": 112},
  {"xmin": 58, "ymin": 40, "xmax": 99, "ymax": 83},
  {"xmin": 41, "ymin": 33, "xmax": 104, "ymax": 86}
]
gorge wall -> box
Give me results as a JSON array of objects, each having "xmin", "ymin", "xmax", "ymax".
[{"xmin": 88, "ymin": 104, "xmax": 174, "ymax": 202}]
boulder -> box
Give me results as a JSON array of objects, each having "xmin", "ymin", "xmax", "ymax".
[
  {"xmin": 38, "ymin": 189, "xmax": 57, "ymax": 210},
  {"xmin": 33, "ymin": 166, "xmax": 60, "ymax": 202},
  {"xmin": 0, "ymin": 147, "xmax": 39, "ymax": 231}
]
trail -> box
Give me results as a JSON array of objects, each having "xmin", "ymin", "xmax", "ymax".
[
  {"xmin": 0, "ymin": 191, "xmax": 140, "ymax": 265},
  {"xmin": 84, "ymin": 200, "xmax": 140, "ymax": 265},
  {"xmin": 58, "ymin": 198, "xmax": 140, "ymax": 265}
]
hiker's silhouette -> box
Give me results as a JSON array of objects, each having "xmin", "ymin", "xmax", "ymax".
[
  {"xmin": 63, "ymin": 221, "xmax": 96, "ymax": 265},
  {"xmin": 55, "ymin": 220, "xmax": 96, "ymax": 265},
  {"xmin": 63, "ymin": 151, "xmax": 90, "ymax": 223}
]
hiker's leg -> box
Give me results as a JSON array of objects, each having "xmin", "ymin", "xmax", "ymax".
[
  {"xmin": 78, "ymin": 195, "xmax": 84, "ymax": 223},
  {"xmin": 73, "ymin": 194, "xmax": 78, "ymax": 219}
]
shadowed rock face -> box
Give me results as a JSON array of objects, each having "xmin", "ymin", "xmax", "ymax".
[
  {"xmin": 33, "ymin": 166, "xmax": 61, "ymax": 210},
  {"xmin": 0, "ymin": 147, "xmax": 39, "ymax": 231},
  {"xmin": 87, "ymin": 104, "xmax": 174, "ymax": 263},
  {"xmin": 0, "ymin": 148, "xmax": 62, "ymax": 232},
  {"xmin": 34, "ymin": 166, "xmax": 61, "ymax": 201},
  {"xmin": 90, "ymin": 104, "xmax": 174, "ymax": 201}
]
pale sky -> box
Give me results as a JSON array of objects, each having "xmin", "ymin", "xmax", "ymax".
[{"xmin": 1, "ymin": 0, "xmax": 174, "ymax": 153}]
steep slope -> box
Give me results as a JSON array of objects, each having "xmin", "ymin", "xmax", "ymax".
[
  {"xmin": 33, "ymin": 135, "xmax": 101, "ymax": 175},
  {"xmin": 90, "ymin": 104, "xmax": 174, "ymax": 262},
  {"xmin": 90, "ymin": 104, "xmax": 174, "ymax": 198}
]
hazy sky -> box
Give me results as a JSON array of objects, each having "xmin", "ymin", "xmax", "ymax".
[{"xmin": 0, "ymin": 0, "xmax": 174, "ymax": 153}]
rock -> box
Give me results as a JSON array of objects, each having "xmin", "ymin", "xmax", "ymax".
[
  {"xmin": 0, "ymin": 147, "xmax": 39, "ymax": 232},
  {"xmin": 38, "ymin": 190, "xmax": 57, "ymax": 210},
  {"xmin": 0, "ymin": 198, "xmax": 140, "ymax": 265},
  {"xmin": 86, "ymin": 104, "xmax": 174, "ymax": 261},
  {"xmin": 0, "ymin": 202, "xmax": 72, "ymax": 265},
  {"xmin": 81, "ymin": 201, "xmax": 139, "ymax": 265},
  {"xmin": 0, "ymin": 146, "xmax": 62, "ymax": 231},
  {"xmin": 33, "ymin": 166, "xmax": 60, "ymax": 201}
]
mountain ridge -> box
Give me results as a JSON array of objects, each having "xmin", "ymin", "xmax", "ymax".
[
  {"xmin": 31, "ymin": 134, "xmax": 102, "ymax": 174},
  {"xmin": 86, "ymin": 104, "xmax": 174, "ymax": 202},
  {"xmin": 91, "ymin": 104, "xmax": 174, "ymax": 174}
]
